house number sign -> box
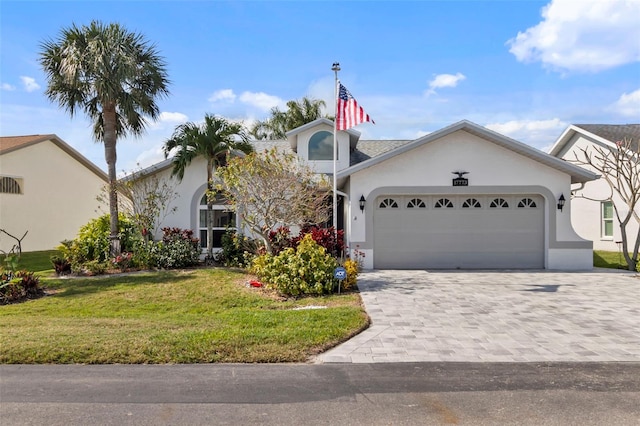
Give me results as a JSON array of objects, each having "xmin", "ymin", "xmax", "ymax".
[{"xmin": 452, "ymin": 171, "xmax": 469, "ymax": 186}]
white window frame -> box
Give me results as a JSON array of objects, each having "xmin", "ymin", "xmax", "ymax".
[
  {"xmin": 601, "ymin": 201, "xmax": 614, "ymax": 239},
  {"xmin": 198, "ymin": 194, "xmax": 237, "ymax": 251}
]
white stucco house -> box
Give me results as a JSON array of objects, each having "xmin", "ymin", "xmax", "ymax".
[
  {"xmin": 549, "ymin": 124, "xmax": 640, "ymax": 252},
  {"xmin": 0, "ymin": 134, "xmax": 108, "ymax": 253},
  {"xmin": 135, "ymin": 119, "xmax": 597, "ymax": 270}
]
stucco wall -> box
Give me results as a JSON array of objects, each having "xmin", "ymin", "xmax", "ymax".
[
  {"xmin": 293, "ymin": 122, "xmax": 350, "ymax": 174},
  {"xmin": 556, "ymin": 134, "xmax": 636, "ymax": 252},
  {"xmin": 346, "ymin": 130, "xmax": 589, "ymax": 270},
  {"xmin": 0, "ymin": 140, "xmax": 106, "ymax": 252}
]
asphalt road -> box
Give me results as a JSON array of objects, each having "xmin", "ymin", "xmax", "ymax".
[{"xmin": 2, "ymin": 362, "xmax": 639, "ymax": 425}]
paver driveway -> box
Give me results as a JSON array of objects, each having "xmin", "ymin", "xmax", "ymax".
[{"xmin": 317, "ymin": 269, "xmax": 640, "ymax": 363}]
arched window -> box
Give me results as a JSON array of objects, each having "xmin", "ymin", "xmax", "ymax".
[
  {"xmin": 462, "ymin": 198, "xmax": 481, "ymax": 208},
  {"xmin": 407, "ymin": 198, "xmax": 426, "ymax": 208},
  {"xmin": 490, "ymin": 198, "xmax": 509, "ymax": 208},
  {"xmin": 308, "ymin": 131, "xmax": 335, "ymax": 160},
  {"xmin": 434, "ymin": 198, "xmax": 454, "ymax": 208},
  {"xmin": 0, "ymin": 176, "xmax": 21, "ymax": 194},
  {"xmin": 518, "ymin": 198, "xmax": 537, "ymax": 208},
  {"xmin": 199, "ymin": 193, "xmax": 236, "ymax": 249},
  {"xmin": 379, "ymin": 198, "xmax": 399, "ymax": 208}
]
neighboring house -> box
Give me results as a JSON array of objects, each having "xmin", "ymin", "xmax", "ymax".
[
  {"xmin": 0, "ymin": 134, "xmax": 108, "ymax": 253},
  {"xmin": 134, "ymin": 118, "xmax": 597, "ymax": 270},
  {"xmin": 549, "ymin": 124, "xmax": 640, "ymax": 252}
]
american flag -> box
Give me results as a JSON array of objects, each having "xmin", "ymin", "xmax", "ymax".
[{"xmin": 335, "ymin": 83, "xmax": 374, "ymax": 131}]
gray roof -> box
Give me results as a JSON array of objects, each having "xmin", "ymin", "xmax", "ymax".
[
  {"xmin": 350, "ymin": 140, "xmax": 412, "ymax": 166},
  {"xmin": 574, "ymin": 124, "xmax": 640, "ymax": 145}
]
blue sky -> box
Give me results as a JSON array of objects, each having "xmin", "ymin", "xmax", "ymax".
[{"xmin": 1, "ymin": 0, "xmax": 639, "ymax": 173}]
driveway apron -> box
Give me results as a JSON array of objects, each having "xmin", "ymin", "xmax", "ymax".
[{"xmin": 317, "ymin": 270, "xmax": 640, "ymax": 363}]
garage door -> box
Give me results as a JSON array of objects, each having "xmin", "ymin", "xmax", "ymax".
[{"xmin": 373, "ymin": 194, "xmax": 544, "ymax": 269}]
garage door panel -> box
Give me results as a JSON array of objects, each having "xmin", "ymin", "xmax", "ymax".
[{"xmin": 373, "ymin": 195, "xmax": 544, "ymax": 269}]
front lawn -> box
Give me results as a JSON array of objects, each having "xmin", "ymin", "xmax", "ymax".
[
  {"xmin": 0, "ymin": 269, "xmax": 368, "ymax": 363},
  {"xmin": 1, "ymin": 250, "xmax": 58, "ymax": 274},
  {"xmin": 594, "ymin": 250, "xmax": 632, "ymax": 270}
]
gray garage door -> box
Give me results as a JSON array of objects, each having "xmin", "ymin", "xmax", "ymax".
[{"xmin": 373, "ymin": 194, "xmax": 544, "ymax": 269}]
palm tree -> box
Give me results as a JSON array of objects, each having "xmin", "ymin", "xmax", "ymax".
[
  {"xmin": 163, "ymin": 114, "xmax": 253, "ymax": 258},
  {"xmin": 251, "ymin": 97, "xmax": 327, "ymax": 140},
  {"xmin": 40, "ymin": 21, "xmax": 170, "ymax": 256}
]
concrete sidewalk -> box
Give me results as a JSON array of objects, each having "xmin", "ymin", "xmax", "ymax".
[{"xmin": 317, "ymin": 269, "xmax": 640, "ymax": 363}]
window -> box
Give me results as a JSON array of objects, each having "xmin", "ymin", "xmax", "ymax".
[
  {"xmin": 199, "ymin": 194, "xmax": 236, "ymax": 249},
  {"xmin": 434, "ymin": 198, "xmax": 454, "ymax": 208},
  {"xmin": 490, "ymin": 198, "xmax": 509, "ymax": 208},
  {"xmin": 308, "ymin": 131, "xmax": 335, "ymax": 161},
  {"xmin": 462, "ymin": 198, "xmax": 481, "ymax": 208},
  {"xmin": 379, "ymin": 198, "xmax": 399, "ymax": 208},
  {"xmin": 406, "ymin": 198, "xmax": 426, "ymax": 208},
  {"xmin": 602, "ymin": 201, "xmax": 614, "ymax": 238},
  {"xmin": 0, "ymin": 176, "xmax": 21, "ymax": 194},
  {"xmin": 518, "ymin": 198, "xmax": 537, "ymax": 208}
]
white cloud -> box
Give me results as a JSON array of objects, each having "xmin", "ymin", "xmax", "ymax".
[
  {"xmin": 610, "ymin": 89, "xmax": 640, "ymax": 117},
  {"xmin": 208, "ymin": 89, "xmax": 236, "ymax": 103},
  {"xmin": 238, "ymin": 91, "xmax": 284, "ymax": 111},
  {"xmin": 20, "ymin": 76, "xmax": 40, "ymax": 92},
  {"xmin": 426, "ymin": 73, "xmax": 466, "ymax": 95},
  {"xmin": 133, "ymin": 145, "xmax": 167, "ymax": 170},
  {"xmin": 485, "ymin": 118, "xmax": 568, "ymax": 149},
  {"xmin": 1, "ymin": 83, "xmax": 16, "ymax": 91},
  {"xmin": 159, "ymin": 111, "xmax": 189, "ymax": 124},
  {"xmin": 507, "ymin": 0, "xmax": 640, "ymax": 73}
]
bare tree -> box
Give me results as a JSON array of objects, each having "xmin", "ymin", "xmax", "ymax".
[
  {"xmin": 97, "ymin": 169, "xmax": 179, "ymax": 240},
  {"xmin": 214, "ymin": 148, "xmax": 331, "ymax": 254},
  {"xmin": 571, "ymin": 137, "xmax": 640, "ymax": 270}
]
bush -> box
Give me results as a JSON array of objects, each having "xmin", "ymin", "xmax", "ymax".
[
  {"xmin": 58, "ymin": 214, "xmax": 138, "ymax": 273},
  {"xmin": 0, "ymin": 270, "xmax": 44, "ymax": 304},
  {"xmin": 251, "ymin": 234, "xmax": 339, "ymax": 296},
  {"xmin": 342, "ymin": 258, "xmax": 359, "ymax": 291},
  {"xmin": 51, "ymin": 255, "xmax": 71, "ymax": 275},
  {"xmin": 153, "ymin": 227, "xmax": 201, "ymax": 269},
  {"xmin": 267, "ymin": 226, "xmax": 345, "ymax": 257},
  {"xmin": 219, "ymin": 230, "xmax": 258, "ymax": 268}
]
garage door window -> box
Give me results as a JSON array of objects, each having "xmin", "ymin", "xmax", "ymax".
[
  {"xmin": 434, "ymin": 198, "xmax": 454, "ymax": 208},
  {"xmin": 407, "ymin": 198, "xmax": 426, "ymax": 208},
  {"xmin": 518, "ymin": 198, "xmax": 537, "ymax": 208},
  {"xmin": 379, "ymin": 198, "xmax": 399, "ymax": 208},
  {"xmin": 462, "ymin": 198, "xmax": 481, "ymax": 208},
  {"xmin": 490, "ymin": 198, "xmax": 509, "ymax": 208}
]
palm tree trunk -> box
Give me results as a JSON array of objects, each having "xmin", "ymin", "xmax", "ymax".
[{"xmin": 103, "ymin": 104, "xmax": 121, "ymax": 257}]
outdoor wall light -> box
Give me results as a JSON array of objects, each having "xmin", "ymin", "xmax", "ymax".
[
  {"xmin": 557, "ymin": 194, "xmax": 565, "ymax": 212},
  {"xmin": 359, "ymin": 195, "xmax": 366, "ymax": 212}
]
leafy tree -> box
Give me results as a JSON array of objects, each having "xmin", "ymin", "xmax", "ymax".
[
  {"xmin": 163, "ymin": 114, "xmax": 252, "ymax": 258},
  {"xmin": 40, "ymin": 21, "xmax": 170, "ymax": 256},
  {"xmin": 250, "ymin": 97, "xmax": 327, "ymax": 140},
  {"xmin": 571, "ymin": 137, "xmax": 640, "ymax": 270},
  {"xmin": 215, "ymin": 148, "xmax": 331, "ymax": 254}
]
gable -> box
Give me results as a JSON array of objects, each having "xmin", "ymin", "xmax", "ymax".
[{"xmin": 340, "ymin": 120, "xmax": 597, "ymax": 184}]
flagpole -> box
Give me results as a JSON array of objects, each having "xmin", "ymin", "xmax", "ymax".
[{"xmin": 331, "ymin": 62, "xmax": 340, "ymax": 241}]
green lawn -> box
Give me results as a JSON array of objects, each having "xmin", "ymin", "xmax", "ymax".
[
  {"xmin": 1, "ymin": 249, "xmax": 59, "ymax": 274},
  {"xmin": 0, "ymin": 269, "xmax": 368, "ymax": 364},
  {"xmin": 594, "ymin": 250, "xmax": 633, "ymax": 270}
]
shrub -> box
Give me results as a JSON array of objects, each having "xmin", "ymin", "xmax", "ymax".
[
  {"xmin": 219, "ymin": 230, "xmax": 258, "ymax": 267},
  {"xmin": 0, "ymin": 270, "xmax": 44, "ymax": 304},
  {"xmin": 251, "ymin": 234, "xmax": 339, "ymax": 296},
  {"xmin": 51, "ymin": 255, "xmax": 71, "ymax": 275},
  {"xmin": 58, "ymin": 214, "xmax": 138, "ymax": 272},
  {"xmin": 153, "ymin": 227, "xmax": 200, "ymax": 269},
  {"xmin": 111, "ymin": 252, "xmax": 133, "ymax": 272},
  {"xmin": 267, "ymin": 226, "xmax": 345, "ymax": 257},
  {"xmin": 342, "ymin": 258, "xmax": 359, "ymax": 291}
]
